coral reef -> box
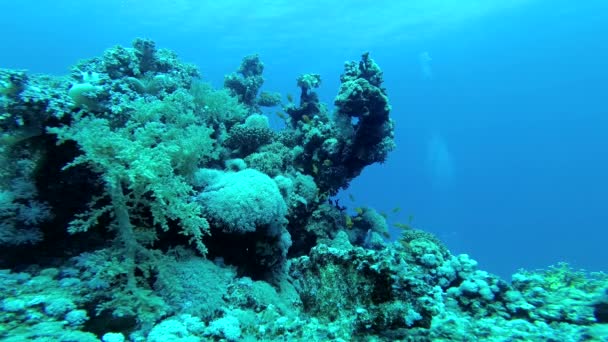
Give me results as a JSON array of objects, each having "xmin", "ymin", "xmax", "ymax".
[{"xmin": 0, "ymin": 39, "xmax": 606, "ymax": 341}]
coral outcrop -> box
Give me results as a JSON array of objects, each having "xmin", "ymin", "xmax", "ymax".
[{"xmin": 0, "ymin": 39, "xmax": 605, "ymax": 341}]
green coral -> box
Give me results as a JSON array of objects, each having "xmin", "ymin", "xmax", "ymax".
[
  {"xmin": 43, "ymin": 88, "xmax": 219, "ymax": 330},
  {"xmin": 48, "ymin": 89, "xmax": 216, "ymax": 253},
  {"xmin": 189, "ymin": 81, "xmax": 248, "ymax": 128}
]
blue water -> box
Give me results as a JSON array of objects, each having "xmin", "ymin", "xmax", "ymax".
[{"xmin": 1, "ymin": 0, "xmax": 606, "ymax": 279}]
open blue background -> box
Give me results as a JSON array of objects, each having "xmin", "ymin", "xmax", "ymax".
[{"xmin": 1, "ymin": 0, "xmax": 606, "ymax": 279}]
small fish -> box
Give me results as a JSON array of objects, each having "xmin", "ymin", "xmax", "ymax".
[
  {"xmin": 345, "ymin": 214, "xmax": 354, "ymax": 228},
  {"xmin": 287, "ymin": 93, "xmax": 294, "ymax": 102},
  {"xmin": 348, "ymin": 193, "xmax": 356, "ymax": 202},
  {"xmin": 393, "ymin": 222, "xmax": 412, "ymax": 230},
  {"xmin": 354, "ymin": 207, "xmax": 364, "ymax": 215},
  {"xmin": 392, "ymin": 207, "xmax": 402, "ymax": 213}
]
